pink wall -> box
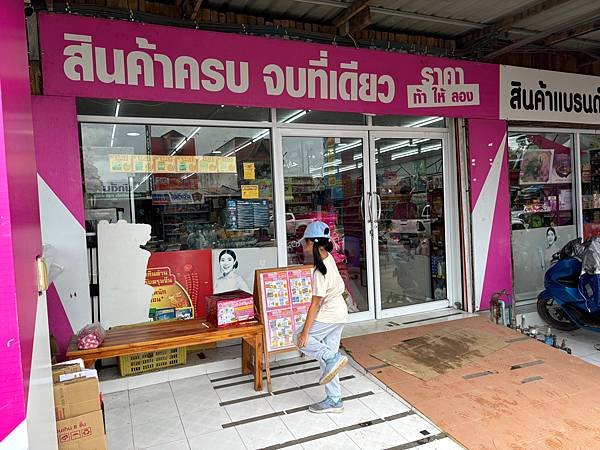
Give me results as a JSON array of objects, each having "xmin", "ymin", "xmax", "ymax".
[
  {"xmin": 0, "ymin": 1, "xmax": 43, "ymax": 441},
  {"xmin": 468, "ymin": 119, "xmax": 513, "ymax": 310},
  {"xmin": 33, "ymin": 96, "xmax": 85, "ymax": 225},
  {"xmin": 33, "ymin": 95, "xmax": 86, "ymax": 361}
]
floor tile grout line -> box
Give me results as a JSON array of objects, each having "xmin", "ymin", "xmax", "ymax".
[
  {"xmin": 213, "ymin": 366, "xmax": 320, "ymax": 390},
  {"xmin": 209, "ymin": 359, "xmax": 312, "ymax": 383},
  {"xmin": 222, "ymin": 391, "xmax": 376, "ymax": 428},
  {"xmin": 218, "ymin": 375, "xmax": 356, "ymax": 407},
  {"xmin": 258, "ymin": 411, "xmax": 424, "ymax": 450},
  {"xmin": 383, "ymin": 432, "xmax": 449, "ymax": 450}
]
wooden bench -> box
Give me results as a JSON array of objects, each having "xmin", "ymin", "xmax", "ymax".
[{"xmin": 66, "ymin": 319, "xmax": 265, "ymax": 391}]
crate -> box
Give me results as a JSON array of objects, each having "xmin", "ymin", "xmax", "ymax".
[{"xmin": 118, "ymin": 347, "xmax": 187, "ymax": 377}]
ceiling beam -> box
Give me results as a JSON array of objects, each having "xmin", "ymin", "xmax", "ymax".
[
  {"xmin": 459, "ymin": 0, "xmax": 573, "ymax": 47},
  {"xmin": 333, "ymin": 0, "xmax": 373, "ymax": 36},
  {"xmin": 333, "ymin": 0, "xmax": 372, "ymax": 28},
  {"xmin": 291, "ymin": 0, "xmax": 487, "ymax": 29},
  {"xmin": 190, "ymin": 0, "xmax": 203, "ymax": 21},
  {"xmin": 483, "ymin": 9, "xmax": 600, "ymax": 60},
  {"xmin": 543, "ymin": 17, "xmax": 600, "ymax": 46}
]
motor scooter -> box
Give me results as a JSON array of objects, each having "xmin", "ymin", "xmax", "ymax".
[{"xmin": 538, "ymin": 238, "xmax": 600, "ymax": 331}]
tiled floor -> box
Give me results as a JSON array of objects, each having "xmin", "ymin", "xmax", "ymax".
[
  {"xmin": 103, "ymin": 355, "xmax": 464, "ymax": 449},
  {"xmin": 99, "ymin": 307, "xmax": 600, "ymax": 449}
]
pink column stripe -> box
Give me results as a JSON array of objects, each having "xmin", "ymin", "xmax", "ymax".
[{"xmin": 32, "ymin": 96, "xmax": 85, "ymax": 226}]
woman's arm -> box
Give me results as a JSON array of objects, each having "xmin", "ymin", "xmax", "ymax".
[{"xmin": 297, "ymin": 296, "xmax": 321, "ymax": 348}]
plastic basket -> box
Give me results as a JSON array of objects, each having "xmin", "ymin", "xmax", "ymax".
[{"xmin": 118, "ymin": 347, "xmax": 187, "ymax": 377}]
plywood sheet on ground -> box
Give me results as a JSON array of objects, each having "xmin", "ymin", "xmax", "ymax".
[
  {"xmin": 372, "ymin": 328, "xmax": 507, "ymax": 381},
  {"xmin": 342, "ymin": 316, "xmax": 600, "ymax": 449}
]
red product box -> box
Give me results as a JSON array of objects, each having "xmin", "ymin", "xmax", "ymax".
[{"xmin": 206, "ymin": 290, "xmax": 255, "ymax": 327}]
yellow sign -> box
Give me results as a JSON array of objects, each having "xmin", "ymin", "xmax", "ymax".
[
  {"xmin": 197, "ymin": 156, "xmax": 218, "ymax": 173},
  {"xmin": 109, "ymin": 154, "xmax": 132, "ymax": 172},
  {"xmin": 241, "ymin": 185, "xmax": 259, "ymax": 199},
  {"xmin": 132, "ymin": 155, "xmax": 151, "ymax": 173},
  {"xmin": 243, "ymin": 162, "xmax": 256, "ymax": 180},
  {"xmin": 152, "ymin": 155, "xmax": 176, "ymax": 173},
  {"xmin": 176, "ymin": 156, "xmax": 198, "ymax": 173},
  {"xmin": 218, "ymin": 156, "xmax": 237, "ymax": 173}
]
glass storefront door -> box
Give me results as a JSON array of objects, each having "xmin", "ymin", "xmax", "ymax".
[
  {"xmin": 508, "ymin": 131, "xmax": 577, "ymax": 304},
  {"xmin": 369, "ymin": 131, "xmax": 454, "ymax": 317},
  {"xmin": 278, "ymin": 129, "xmax": 456, "ymax": 320},
  {"xmin": 278, "ymin": 130, "xmax": 375, "ymax": 321}
]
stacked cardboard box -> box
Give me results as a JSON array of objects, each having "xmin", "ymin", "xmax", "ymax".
[{"xmin": 52, "ymin": 360, "xmax": 107, "ymax": 450}]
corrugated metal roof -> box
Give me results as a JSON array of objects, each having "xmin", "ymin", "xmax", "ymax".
[{"xmin": 204, "ymin": 0, "xmax": 600, "ymax": 47}]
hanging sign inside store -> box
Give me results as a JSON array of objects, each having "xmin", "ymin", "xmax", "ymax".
[
  {"xmin": 38, "ymin": 13, "xmax": 499, "ymax": 119},
  {"xmin": 241, "ymin": 185, "xmax": 259, "ymax": 199},
  {"xmin": 500, "ymin": 65, "xmax": 600, "ymax": 125}
]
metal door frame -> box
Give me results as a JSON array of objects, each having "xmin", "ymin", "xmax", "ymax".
[
  {"xmin": 274, "ymin": 127, "xmax": 376, "ymax": 322},
  {"xmin": 368, "ymin": 129, "xmax": 459, "ymax": 319}
]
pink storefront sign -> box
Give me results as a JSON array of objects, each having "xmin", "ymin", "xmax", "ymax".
[{"xmin": 39, "ymin": 13, "xmax": 499, "ymax": 119}]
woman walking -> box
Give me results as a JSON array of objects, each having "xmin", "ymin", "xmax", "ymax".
[{"xmin": 293, "ymin": 221, "xmax": 349, "ymax": 413}]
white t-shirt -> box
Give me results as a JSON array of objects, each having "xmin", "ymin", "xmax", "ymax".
[{"xmin": 313, "ymin": 254, "xmax": 348, "ymax": 323}]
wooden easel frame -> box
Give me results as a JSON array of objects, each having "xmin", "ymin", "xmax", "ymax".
[{"xmin": 254, "ymin": 265, "xmax": 313, "ymax": 393}]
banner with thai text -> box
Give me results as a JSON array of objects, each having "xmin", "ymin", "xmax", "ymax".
[
  {"xmin": 500, "ymin": 65, "xmax": 600, "ymax": 125},
  {"xmin": 39, "ymin": 13, "xmax": 499, "ymax": 119}
]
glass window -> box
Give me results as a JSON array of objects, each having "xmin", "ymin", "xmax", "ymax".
[
  {"xmin": 77, "ymin": 98, "xmax": 271, "ymax": 122},
  {"xmin": 372, "ymin": 115, "xmax": 445, "ymax": 128},
  {"xmin": 374, "ymin": 137, "xmax": 447, "ymax": 307},
  {"xmin": 580, "ymin": 134, "xmax": 600, "ymax": 239},
  {"xmin": 508, "ymin": 131, "xmax": 577, "ymax": 302},
  {"xmin": 81, "ymin": 123, "xmax": 275, "ymax": 252},
  {"xmin": 276, "ymin": 109, "xmax": 366, "ymax": 125},
  {"xmin": 282, "ymin": 135, "xmax": 369, "ymax": 314}
]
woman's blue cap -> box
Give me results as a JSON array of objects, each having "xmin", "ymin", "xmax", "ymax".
[{"xmin": 302, "ymin": 221, "xmax": 331, "ymax": 241}]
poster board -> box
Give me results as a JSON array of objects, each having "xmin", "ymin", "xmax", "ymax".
[{"xmin": 254, "ymin": 265, "xmax": 314, "ymax": 392}]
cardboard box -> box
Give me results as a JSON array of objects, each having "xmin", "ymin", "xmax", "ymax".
[
  {"xmin": 59, "ymin": 369, "xmax": 98, "ymax": 383},
  {"xmin": 206, "ymin": 290, "xmax": 255, "ymax": 327},
  {"xmin": 56, "ymin": 410, "xmax": 107, "ymax": 450},
  {"xmin": 52, "ymin": 362, "xmax": 84, "ymax": 383},
  {"xmin": 54, "ymin": 377, "xmax": 100, "ymax": 421}
]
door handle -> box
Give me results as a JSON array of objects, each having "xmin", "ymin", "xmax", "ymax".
[
  {"xmin": 367, "ymin": 192, "xmax": 373, "ymax": 223},
  {"xmin": 360, "ymin": 196, "xmax": 364, "ymax": 220},
  {"xmin": 376, "ymin": 193, "xmax": 382, "ymax": 221}
]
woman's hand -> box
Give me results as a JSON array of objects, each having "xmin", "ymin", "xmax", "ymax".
[{"xmin": 296, "ymin": 331, "xmax": 309, "ymax": 349}]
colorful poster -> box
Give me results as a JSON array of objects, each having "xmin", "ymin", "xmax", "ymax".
[
  {"xmin": 146, "ymin": 249, "xmax": 213, "ymax": 319},
  {"xmin": 198, "ymin": 156, "xmax": 218, "ymax": 173},
  {"xmin": 293, "ymin": 304, "xmax": 310, "ymax": 331},
  {"xmin": 176, "ymin": 156, "xmax": 198, "ymax": 173},
  {"xmin": 132, "ymin": 155, "xmax": 152, "ymax": 173},
  {"xmin": 259, "ymin": 266, "xmax": 313, "ymax": 352},
  {"xmin": 262, "ymin": 272, "xmax": 290, "ymax": 310},
  {"xmin": 266, "ymin": 309, "xmax": 294, "ymax": 350},
  {"xmin": 108, "ymin": 154, "xmax": 132, "ymax": 172},
  {"xmin": 218, "ymin": 156, "xmax": 237, "ymax": 173},
  {"xmin": 288, "ymin": 269, "xmax": 313, "ymax": 304},
  {"xmin": 519, "ymin": 149, "xmax": 553, "ymax": 185},
  {"xmin": 243, "ymin": 162, "xmax": 255, "ymax": 180},
  {"xmin": 212, "ymin": 247, "xmax": 277, "ymax": 295},
  {"xmin": 152, "ymin": 155, "xmax": 177, "ymax": 173},
  {"xmin": 241, "ymin": 185, "xmax": 259, "ymax": 199}
]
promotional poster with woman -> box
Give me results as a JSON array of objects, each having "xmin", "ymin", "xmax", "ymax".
[{"xmin": 212, "ymin": 247, "xmax": 278, "ymax": 294}]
